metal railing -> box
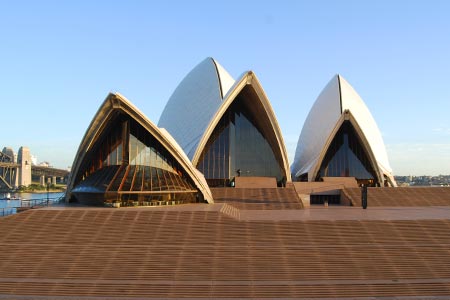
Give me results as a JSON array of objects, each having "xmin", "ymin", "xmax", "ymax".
[
  {"xmin": 0, "ymin": 193, "xmax": 66, "ymax": 217},
  {"xmin": 1, "ymin": 207, "xmax": 16, "ymax": 217}
]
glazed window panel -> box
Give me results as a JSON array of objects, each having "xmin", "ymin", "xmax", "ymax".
[
  {"xmin": 74, "ymin": 114, "xmax": 198, "ymax": 194},
  {"xmin": 102, "ymin": 124, "xmax": 123, "ymax": 167},
  {"xmin": 158, "ymin": 169, "xmax": 167, "ymax": 190},
  {"xmin": 198, "ymin": 97, "xmax": 283, "ymax": 183},
  {"xmin": 108, "ymin": 165, "xmax": 127, "ymax": 191},
  {"xmin": 151, "ymin": 167, "xmax": 160, "ymax": 191},
  {"xmin": 317, "ymin": 121, "xmax": 378, "ymax": 182},
  {"xmin": 129, "ymin": 134, "xmax": 147, "ymax": 166},
  {"xmin": 167, "ymin": 171, "xmax": 177, "ymax": 190},
  {"xmin": 121, "ymin": 165, "xmax": 135, "ymax": 191},
  {"xmin": 132, "ymin": 166, "xmax": 143, "ymax": 191},
  {"xmin": 75, "ymin": 119, "xmax": 124, "ymax": 186}
]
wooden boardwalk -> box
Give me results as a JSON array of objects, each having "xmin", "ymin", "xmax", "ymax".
[{"xmin": 1, "ymin": 187, "xmax": 450, "ymax": 299}]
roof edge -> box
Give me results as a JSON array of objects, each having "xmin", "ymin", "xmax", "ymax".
[{"xmin": 211, "ymin": 58, "xmax": 224, "ymax": 99}]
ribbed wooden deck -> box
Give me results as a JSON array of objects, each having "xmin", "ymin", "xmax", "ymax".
[
  {"xmin": 345, "ymin": 187, "xmax": 450, "ymax": 206},
  {"xmin": 1, "ymin": 202, "xmax": 450, "ymax": 298}
]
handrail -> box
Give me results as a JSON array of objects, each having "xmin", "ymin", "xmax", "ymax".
[
  {"xmin": 21, "ymin": 194, "xmax": 65, "ymax": 208},
  {"xmin": 1, "ymin": 207, "xmax": 17, "ymax": 217},
  {"xmin": 0, "ymin": 193, "xmax": 66, "ymax": 217}
]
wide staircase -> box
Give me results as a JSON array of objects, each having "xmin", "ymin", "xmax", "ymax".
[
  {"xmin": 211, "ymin": 185, "xmax": 303, "ymax": 210},
  {"xmin": 2, "ymin": 208, "xmax": 450, "ymax": 298},
  {"xmin": 344, "ymin": 187, "xmax": 450, "ymax": 206}
]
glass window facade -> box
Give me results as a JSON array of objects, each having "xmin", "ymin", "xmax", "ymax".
[
  {"xmin": 316, "ymin": 121, "xmax": 378, "ymax": 185},
  {"xmin": 72, "ymin": 113, "xmax": 199, "ymax": 205},
  {"xmin": 197, "ymin": 89, "xmax": 283, "ymax": 186}
]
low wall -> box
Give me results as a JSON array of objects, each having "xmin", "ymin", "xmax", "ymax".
[
  {"xmin": 293, "ymin": 182, "xmax": 345, "ymax": 194},
  {"xmin": 322, "ymin": 177, "xmax": 358, "ymax": 187},
  {"xmin": 234, "ymin": 177, "xmax": 277, "ymax": 188}
]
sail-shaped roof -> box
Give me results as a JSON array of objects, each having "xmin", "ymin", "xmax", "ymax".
[
  {"xmin": 158, "ymin": 57, "xmax": 235, "ymax": 159},
  {"xmin": 291, "ymin": 74, "xmax": 395, "ymax": 186},
  {"xmin": 67, "ymin": 93, "xmax": 214, "ymax": 203},
  {"xmin": 159, "ymin": 58, "xmax": 291, "ymax": 182}
]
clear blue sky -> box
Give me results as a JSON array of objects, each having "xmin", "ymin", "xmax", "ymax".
[{"xmin": 1, "ymin": 1, "xmax": 449, "ymax": 175}]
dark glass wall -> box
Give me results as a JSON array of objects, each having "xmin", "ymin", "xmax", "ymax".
[
  {"xmin": 72, "ymin": 113, "xmax": 198, "ymax": 204},
  {"xmin": 197, "ymin": 92, "xmax": 283, "ymax": 186},
  {"xmin": 316, "ymin": 121, "xmax": 378, "ymax": 185}
]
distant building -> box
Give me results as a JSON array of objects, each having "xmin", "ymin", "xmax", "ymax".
[
  {"xmin": 30, "ymin": 155, "xmax": 37, "ymax": 166},
  {"xmin": 38, "ymin": 161, "xmax": 51, "ymax": 167}
]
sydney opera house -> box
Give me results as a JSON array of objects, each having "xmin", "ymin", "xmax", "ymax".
[
  {"xmin": 66, "ymin": 57, "xmax": 395, "ymax": 205},
  {"xmin": 5, "ymin": 58, "xmax": 450, "ymax": 299}
]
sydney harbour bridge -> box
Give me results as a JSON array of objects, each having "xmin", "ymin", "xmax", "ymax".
[
  {"xmin": 0, "ymin": 151, "xmax": 18, "ymax": 190},
  {"xmin": 0, "ymin": 151, "xmax": 69, "ymax": 192}
]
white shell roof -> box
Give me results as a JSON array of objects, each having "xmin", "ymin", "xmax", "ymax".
[
  {"xmin": 67, "ymin": 93, "xmax": 214, "ymax": 203},
  {"xmin": 158, "ymin": 57, "xmax": 235, "ymax": 159},
  {"xmin": 291, "ymin": 75, "xmax": 394, "ymax": 181},
  {"xmin": 158, "ymin": 58, "xmax": 292, "ymax": 181}
]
